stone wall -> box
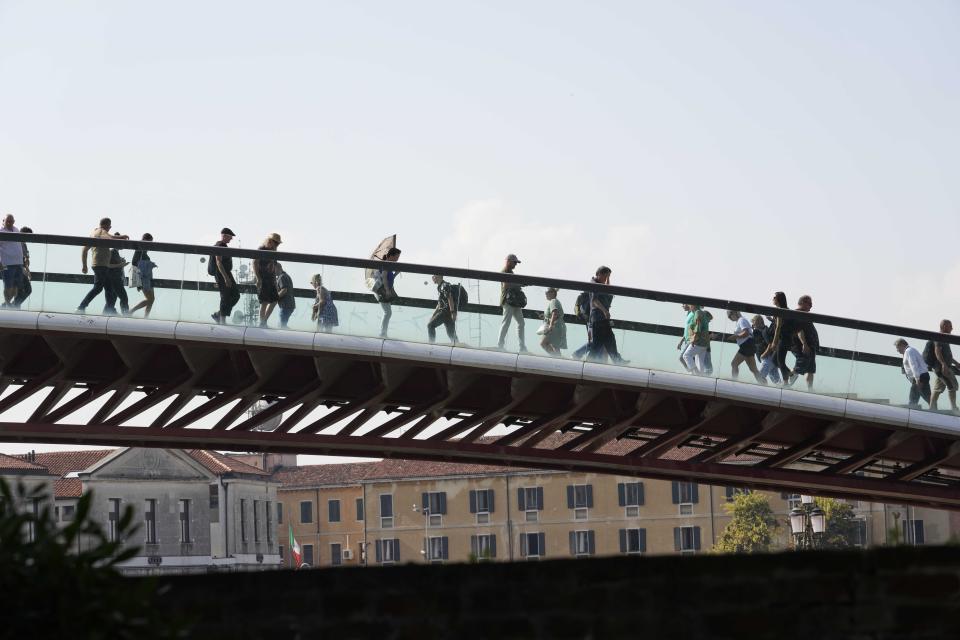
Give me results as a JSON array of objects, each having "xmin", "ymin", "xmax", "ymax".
[{"xmin": 159, "ymin": 546, "xmax": 960, "ymax": 639}]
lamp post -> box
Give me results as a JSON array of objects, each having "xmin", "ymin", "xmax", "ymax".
[
  {"xmin": 789, "ymin": 495, "xmax": 826, "ymax": 550},
  {"xmin": 413, "ymin": 503, "xmax": 431, "ymax": 561}
]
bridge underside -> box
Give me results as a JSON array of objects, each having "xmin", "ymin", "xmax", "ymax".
[{"xmin": 1, "ymin": 314, "xmax": 959, "ymax": 509}]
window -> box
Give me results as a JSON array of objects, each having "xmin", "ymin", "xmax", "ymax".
[
  {"xmin": 903, "ymin": 519, "xmax": 925, "ymax": 545},
  {"xmin": 240, "ymin": 499, "xmax": 247, "ymax": 543},
  {"xmin": 853, "ymin": 519, "xmax": 867, "ymax": 548},
  {"xmin": 61, "ymin": 504, "xmax": 75, "ymax": 522},
  {"xmin": 266, "ymin": 500, "xmax": 273, "ymax": 544},
  {"xmin": 253, "ymin": 500, "xmax": 261, "ymax": 543},
  {"xmin": 356, "ymin": 498, "xmax": 364, "ymax": 521},
  {"xmin": 27, "ymin": 498, "xmax": 40, "ymax": 542},
  {"xmin": 331, "ymin": 543, "xmax": 342, "ymax": 566},
  {"xmin": 302, "ymin": 544, "xmax": 314, "ymax": 566},
  {"xmin": 781, "ymin": 492, "xmax": 802, "ymax": 511},
  {"xmin": 674, "ymin": 526, "xmax": 702, "ymax": 554},
  {"xmin": 422, "ymin": 492, "xmax": 446, "ymax": 527},
  {"xmin": 617, "ymin": 482, "xmax": 645, "ymax": 517},
  {"xmin": 619, "ymin": 528, "xmax": 647, "ymax": 554},
  {"xmin": 469, "ymin": 489, "xmax": 495, "ymax": 524},
  {"xmin": 725, "ymin": 487, "xmax": 752, "ymax": 502},
  {"xmin": 209, "ymin": 485, "xmax": 219, "ymax": 509},
  {"xmin": 567, "ymin": 484, "xmax": 594, "ymax": 520},
  {"xmin": 276, "ymin": 501, "xmax": 283, "ymax": 525},
  {"xmin": 520, "ymin": 532, "xmax": 545, "ymax": 559},
  {"xmin": 672, "ymin": 481, "xmax": 698, "ymax": 515},
  {"xmin": 179, "ymin": 499, "xmax": 191, "ymax": 543},
  {"xmin": 328, "ymin": 499, "xmax": 341, "ymax": 523},
  {"xmin": 518, "ymin": 487, "xmax": 544, "ymax": 523},
  {"xmin": 375, "ymin": 538, "xmax": 401, "ymax": 564},
  {"xmin": 426, "ymin": 536, "xmax": 449, "ymax": 563},
  {"xmin": 54, "ymin": 506, "xmax": 60, "ymax": 521},
  {"xmin": 570, "ymin": 530, "xmax": 595, "ymax": 557},
  {"xmin": 380, "ymin": 494, "xmax": 394, "ymax": 528},
  {"xmin": 470, "ymin": 534, "xmax": 497, "ymax": 560},
  {"xmin": 300, "ymin": 500, "xmax": 313, "ymax": 524},
  {"xmin": 145, "ymin": 499, "xmax": 158, "ymax": 544},
  {"xmin": 279, "ymin": 545, "xmax": 284, "ymax": 562},
  {"xmin": 108, "ymin": 498, "xmax": 122, "ymax": 543}
]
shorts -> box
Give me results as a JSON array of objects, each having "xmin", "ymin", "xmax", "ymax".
[
  {"xmin": 934, "ymin": 368, "xmax": 959, "ymax": 393},
  {"xmin": 257, "ymin": 279, "xmax": 279, "ymax": 304},
  {"xmin": 2, "ymin": 265, "xmax": 23, "ymax": 289},
  {"xmin": 140, "ymin": 272, "xmax": 153, "ymax": 292},
  {"xmin": 737, "ymin": 338, "xmax": 756, "ymax": 358},
  {"xmin": 793, "ymin": 351, "xmax": 817, "ymax": 375}
]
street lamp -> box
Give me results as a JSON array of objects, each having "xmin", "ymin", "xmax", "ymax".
[
  {"xmin": 413, "ymin": 503, "xmax": 431, "ymax": 561},
  {"xmin": 790, "ymin": 495, "xmax": 826, "ymax": 550}
]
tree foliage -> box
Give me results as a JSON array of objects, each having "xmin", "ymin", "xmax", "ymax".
[
  {"xmin": 0, "ymin": 478, "xmax": 189, "ymax": 639},
  {"xmin": 814, "ymin": 497, "xmax": 860, "ymax": 549},
  {"xmin": 714, "ymin": 491, "xmax": 780, "ymax": 554}
]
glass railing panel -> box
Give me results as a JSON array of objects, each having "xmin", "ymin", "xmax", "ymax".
[
  {"xmin": 849, "ymin": 328, "xmax": 932, "ymax": 410},
  {"xmin": 764, "ymin": 311, "xmax": 858, "ymax": 397}
]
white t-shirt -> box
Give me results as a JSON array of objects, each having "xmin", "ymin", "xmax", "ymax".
[
  {"xmin": 902, "ymin": 345, "xmax": 928, "ymax": 380},
  {"xmin": 0, "ymin": 226, "xmax": 24, "ymax": 266},
  {"xmin": 735, "ymin": 316, "xmax": 753, "ymax": 345}
]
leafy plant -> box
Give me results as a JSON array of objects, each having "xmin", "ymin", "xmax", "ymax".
[
  {"xmin": 0, "ymin": 478, "xmax": 189, "ymax": 639},
  {"xmin": 714, "ymin": 491, "xmax": 780, "ymax": 554},
  {"xmin": 814, "ymin": 497, "xmax": 860, "ymax": 549}
]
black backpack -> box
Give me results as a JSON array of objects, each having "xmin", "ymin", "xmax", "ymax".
[
  {"xmin": 923, "ymin": 340, "xmax": 939, "ymax": 368},
  {"xmin": 447, "ymin": 283, "xmax": 468, "ymax": 309},
  {"xmin": 574, "ymin": 292, "xmax": 591, "ymax": 321}
]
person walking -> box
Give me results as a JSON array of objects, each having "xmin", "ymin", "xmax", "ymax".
[
  {"xmin": 254, "ymin": 233, "xmax": 282, "ymax": 326},
  {"xmin": 681, "ymin": 304, "xmax": 711, "ymax": 374},
  {"xmin": 426, "ymin": 274, "xmax": 459, "ymax": 344},
  {"xmin": 12, "ymin": 226, "xmax": 33, "ymax": 308},
  {"xmin": 759, "ymin": 291, "xmax": 794, "ymax": 384},
  {"xmin": 586, "ymin": 266, "xmax": 626, "ymax": 363},
  {"xmin": 539, "ymin": 287, "xmax": 567, "ymax": 356},
  {"xmin": 927, "ymin": 319, "xmax": 960, "ymax": 412},
  {"xmin": 727, "ymin": 310, "xmax": 763, "ymax": 383},
  {"xmin": 751, "ymin": 315, "xmax": 782, "ymax": 384},
  {"xmin": 78, "ymin": 218, "xmax": 128, "ymax": 314},
  {"xmin": 0, "ymin": 214, "xmax": 25, "ymax": 307},
  {"xmin": 310, "ymin": 274, "xmax": 338, "ymax": 333},
  {"xmin": 895, "ymin": 338, "xmax": 931, "ymax": 408},
  {"xmin": 210, "ymin": 228, "xmax": 239, "ymax": 324},
  {"xmin": 367, "ymin": 245, "xmax": 401, "ymax": 338},
  {"xmin": 496, "ymin": 254, "xmax": 527, "ymax": 352},
  {"xmin": 275, "ymin": 262, "xmax": 296, "ymax": 328},
  {"xmin": 103, "ymin": 235, "xmax": 130, "ymax": 315},
  {"xmin": 789, "ymin": 295, "xmax": 818, "ymax": 390},
  {"xmin": 129, "ymin": 233, "xmax": 157, "ymax": 317}
]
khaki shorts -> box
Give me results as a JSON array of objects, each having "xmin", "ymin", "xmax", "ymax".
[{"xmin": 934, "ymin": 369, "xmax": 959, "ymax": 393}]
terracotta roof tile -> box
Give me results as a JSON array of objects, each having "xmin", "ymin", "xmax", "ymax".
[
  {"xmin": 0, "ymin": 452, "xmax": 49, "ymax": 472},
  {"xmin": 187, "ymin": 450, "xmax": 270, "ymax": 477},
  {"xmin": 32, "ymin": 449, "xmax": 114, "ymax": 477}
]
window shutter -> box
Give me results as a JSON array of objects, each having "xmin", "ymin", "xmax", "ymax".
[
  {"xmin": 517, "ymin": 488, "xmax": 526, "ymax": 511},
  {"xmin": 442, "ymin": 537, "xmax": 449, "ymax": 560},
  {"xmin": 673, "ymin": 527, "xmax": 681, "ymax": 552},
  {"xmin": 566, "ymin": 485, "xmax": 574, "ymax": 509},
  {"xmin": 393, "ymin": 539, "xmax": 401, "ymax": 561},
  {"xmin": 569, "ymin": 531, "xmax": 576, "ymax": 556},
  {"xmin": 671, "ymin": 481, "xmax": 680, "ymax": 504},
  {"xmin": 536, "ymin": 487, "xmax": 544, "ymax": 511},
  {"xmin": 639, "ymin": 529, "xmax": 647, "ymax": 553},
  {"xmin": 488, "ymin": 489, "xmax": 495, "ymax": 513},
  {"xmin": 490, "ymin": 535, "xmax": 497, "ymax": 558},
  {"xmin": 588, "ymin": 530, "xmax": 596, "ymax": 555},
  {"xmin": 421, "ymin": 493, "xmax": 428, "ymax": 513},
  {"xmin": 586, "ymin": 485, "xmax": 594, "ymax": 508},
  {"xmin": 520, "ymin": 533, "xmax": 528, "ymax": 557},
  {"xmin": 471, "ymin": 535, "xmax": 478, "ymax": 556},
  {"xmin": 915, "ymin": 521, "xmax": 925, "ymax": 545},
  {"xmin": 619, "ymin": 529, "xmax": 627, "ymax": 553},
  {"xmin": 638, "ymin": 483, "xmax": 645, "ymax": 506},
  {"xmin": 469, "ymin": 490, "xmax": 477, "ymax": 514},
  {"xmin": 375, "ymin": 540, "xmax": 382, "ymax": 563},
  {"xmin": 780, "ymin": 492, "xmax": 790, "ymax": 500},
  {"xmin": 538, "ymin": 533, "xmax": 545, "ymax": 556},
  {"xmin": 439, "ymin": 493, "xmax": 447, "ymax": 515},
  {"xmin": 691, "ymin": 484, "xmax": 699, "ymax": 504},
  {"xmin": 693, "ymin": 526, "xmax": 702, "ymax": 551},
  {"xmin": 617, "ymin": 483, "xmax": 626, "ymax": 507},
  {"xmin": 725, "ymin": 487, "xmax": 734, "ymax": 500}
]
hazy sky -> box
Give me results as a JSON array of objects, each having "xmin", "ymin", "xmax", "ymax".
[{"xmin": 1, "ymin": 1, "xmax": 957, "ymax": 459}]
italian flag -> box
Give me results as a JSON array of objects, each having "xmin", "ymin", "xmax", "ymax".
[{"xmin": 288, "ymin": 525, "xmax": 302, "ymax": 568}]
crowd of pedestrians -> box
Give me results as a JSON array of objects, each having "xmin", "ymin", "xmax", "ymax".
[{"xmin": 0, "ymin": 218, "xmax": 957, "ymax": 410}]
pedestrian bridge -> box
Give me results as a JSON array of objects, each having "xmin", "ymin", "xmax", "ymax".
[{"xmin": 1, "ymin": 233, "xmax": 959, "ymax": 509}]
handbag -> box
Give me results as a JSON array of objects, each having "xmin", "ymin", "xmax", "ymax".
[
  {"xmin": 536, "ymin": 322, "xmax": 549, "ymax": 336},
  {"xmin": 129, "ymin": 265, "xmax": 142, "ymax": 289},
  {"xmin": 505, "ymin": 287, "xmax": 527, "ymax": 308}
]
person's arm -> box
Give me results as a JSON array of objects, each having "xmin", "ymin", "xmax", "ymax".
[
  {"xmin": 81, "ymin": 246, "xmax": 90, "ymax": 274},
  {"xmin": 797, "ymin": 326, "xmax": 811, "ymax": 355},
  {"xmin": 215, "ymin": 256, "xmax": 233, "ymax": 285},
  {"xmin": 935, "ymin": 343, "xmax": 949, "ymax": 369},
  {"xmin": 447, "ymin": 292, "xmax": 457, "ymax": 319},
  {"xmin": 277, "ymin": 276, "xmax": 289, "ymax": 299},
  {"xmin": 761, "ymin": 317, "xmax": 781, "ymax": 358},
  {"xmin": 548, "ymin": 307, "xmax": 560, "ymax": 329}
]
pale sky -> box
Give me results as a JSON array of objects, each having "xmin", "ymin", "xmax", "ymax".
[{"xmin": 1, "ymin": 1, "xmax": 958, "ymax": 460}]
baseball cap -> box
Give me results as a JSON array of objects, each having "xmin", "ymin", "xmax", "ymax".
[
  {"xmin": 506, "ymin": 253, "xmax": 521, "ymax": 263},
  {"xmin": 221, "ymin": 227, "xmax": 236, "ymax": 237}
]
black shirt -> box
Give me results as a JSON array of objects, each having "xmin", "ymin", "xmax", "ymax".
[
  {"xmin": 131, "ymin": 249, "xmax": 150, "ymax": 267},
  {"xmin": 214, "ymin": 240, "xmax": 233, "ymax": 272},
  {"xmin": 254, "ymin": 244, "xmax": 275, "ymax": 279}
]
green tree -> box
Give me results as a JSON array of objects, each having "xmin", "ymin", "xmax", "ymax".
[
  {"xmin": 814, "ymin": 497, "xmax": 860, "ymax": 549},
  {"xmin": 714, "ymin": 491, "xmax": 780, "ymax": 554},
  {"xmin": 0, "ymin": 478, "xmax": 189, "ymax": 638}
]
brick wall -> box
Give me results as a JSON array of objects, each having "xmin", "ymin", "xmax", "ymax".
[{"xmin": 159, "ymin": 547, "xmax": 960, "ymax": 639}]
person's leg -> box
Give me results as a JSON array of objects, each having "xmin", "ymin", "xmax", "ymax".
[
  {"xmin": 114, "ymin": 275, "xmax": 129, "ymax": 314},
  {"xmin": 265, "ymin": 302, "xmax": 277, "ymax": 322},
  {"xmin": 512, "ymin": 306, "xmax": 527, "ymax": 351},
  {"xmin": 3, "ymin": 267, "xmax": 20, "ymax": 304},
  {"xmin": 776, "ymin": 345, "xmax": 792, "ymax": 384},
  {"xmin": 909, "ymin": 380, "xmax": 922, "ymax": 407},
  {"xmin": 497, "ymin": 305, "xmax": 513, "ymax": 348},
  {"xmin": 279, "ymin": 307, "xmax": 293, "ymax": 328},
  {"xmin": 426, "ymin": 309, "xmax": 444, "ymax": 343},
  {"xmin": 918, "ymin": 372, "xmax": 932, "ymax": 406},
  {"xmin": 931, "ymin": 374, "xmax": 944, "ymax": 410},
  {"xmin": 13, "ymin": 270, "xmax": 30, "ymax": 308},
  {"xmin": 79, "ymin": 266, "xmax": 109, "ymax": 311},
  {"xmin": 681, "ymin": 344, "xmax": 699, "ymax": 373},
  {"xmin": 731, "ymin": 352, "xmax": 744, "ymax": 378},
  {"xmin": 379, "ymin": 302, "xmax": 392, "ymax": 337},
  {"xmin": 947, "ymin": 371, "xmax": 959, "ymax": 410},
  {"xmin": 443, "ymin": 312, "xmax": 458, "ymax": 343},
  {"xmin": 703, "ymin": 347, "xmax": 713, "ymax": 376}
]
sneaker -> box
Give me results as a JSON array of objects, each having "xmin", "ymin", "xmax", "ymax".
[
  {"xmin": 75, "ymin": 307, "xmax": 86, "ymax": 314},
  {"xmin": 211, "ymin": 312, "xmax": 220, "ymax": 323}
]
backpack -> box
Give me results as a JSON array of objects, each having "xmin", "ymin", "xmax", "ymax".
[
  {"xmin": 207, "ymin": 255, "xmax": 217, "ymax": 277},
  {"xmin": 923, "ymin": 340, "xmax": 939, "ymax": 369},
  {"xmin": 447, "ymin": 283, "xmax": 468, "ymax": 309},
  {"xmin": 574, "ymin": 292, "xmax": 591, "ymax": 321}
]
